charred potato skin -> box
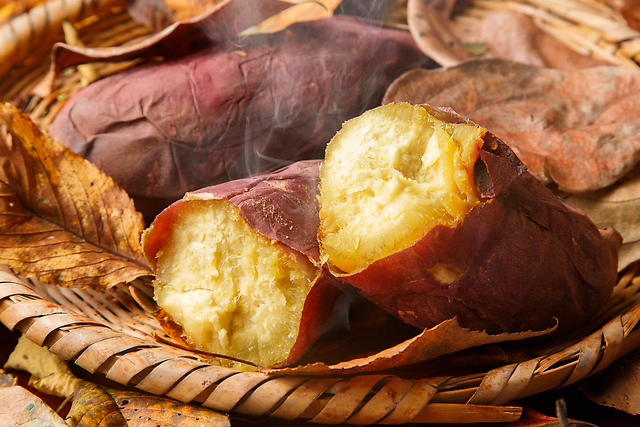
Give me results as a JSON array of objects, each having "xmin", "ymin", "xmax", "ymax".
[
  {"xmin": 142, "ymin": 160, "xmax": 346, "ymax": 367},
  {"xmin": 321, "ymin": 108, "xmax": 621, "ymax": 337}
]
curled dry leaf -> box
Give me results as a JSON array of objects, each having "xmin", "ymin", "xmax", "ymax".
[
  {"xmin": 5, "ymin": 335, "xmax": 78, "ymax": 398},
  {"xmin": 0, "ymin": 103, "xmax": 152, "ymax": 288},
  {"xmin": 406, "ymin": 0, "xmax": 472, "ymax": 66},
  {"xmin": 68, "ymin": 381, "xmax": 230, "ymax": 426},
  {"xmin": 267, "ymin": 318, "xmax": 554, "ymax": 376},
  {"xmin": 383, "ymin": 59, "xmax": 640, "ymax": 193},
  {"xmin": 407, "ymin": 0, "xmax": 618, "ymax": 69},
  {"xmin": 565, "ymin": 165, "xmax": 640, "ymax": 271}
]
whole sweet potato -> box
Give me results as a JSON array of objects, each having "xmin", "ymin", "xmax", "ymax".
[
  {"xmin": 141, "ymin": 160, "xmax": 346, "ymax": 368},
  {"xmin": 318, "ymin": 103, "xmax": 622, "ymax": 337},
  {"xmin": 49, "ymin": 15, "xmax": 428, "ymax": 222}
]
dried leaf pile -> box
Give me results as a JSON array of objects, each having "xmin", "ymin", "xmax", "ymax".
[{"xmin": 2, "ymin": 0, "xmax": 640, "ymax": 425}]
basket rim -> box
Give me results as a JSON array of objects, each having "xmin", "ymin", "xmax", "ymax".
[{"xmin": 2, "ymin": 264, "xmax": 640, "ymax": 424}]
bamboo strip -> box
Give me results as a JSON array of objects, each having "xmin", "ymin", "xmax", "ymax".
[
  {"xmin": 269, "ymin": 378, "xmax": 344, "ymax": 420},
  {"xmin": 134, "ymin": 357, "xmax": 210, "ymax": 395},
  {"xmin": 489, "ymin": 358, "xmax": 541, "ymax": 406},
  {"xmin": 22, "ymin": 311, "xmax": 104, "ymax": 346},
  {"xmin": 164, "ymin": 365, "xmax": 238, "ymax": 403},
  {"xmin": 105, "ymin": 346, "xmax": 195, "ymax": 384},
  {"xmin": 378, "ymin": 378, "xmax": 440, "ymax": 424},
  {"xmin": 310, "ymin": 375, "xmax": 391, "ymax": 424},
  {"xmin": 202, "ymin": 371, "xmax": 272, "ymax": 413},
  {"xmin": 74, "ymin": 334, "xmax": 157, "ymax": 373},
  {"xmin": 347, "ymin": 377, "xmax": 416, "ymax": 424},
  {"xmin": 234, "ymin": 376, "xmax": 309, "ymax": 417},
  {"xmin": 0, "ymin": 298, "xmax": 68, "ymax": 330},
  {"xmin": 411, "ymin": 403, "xmax": 522, "ymax": 423},
  {"xmin": 466, "ymin": 364, "xmax": 517, "ymax": 405},
  {"xmin": 46, "ymin": 324, "xmax": 124, "ymax": 359},
  {"xmin": 1, "ymin": 266, "xmax": 640, "ymax": 422}
]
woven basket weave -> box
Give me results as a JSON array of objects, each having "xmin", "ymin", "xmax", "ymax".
[{"xmin": 2, "ymin": 0, "xmax": 640, "ymax": 424}]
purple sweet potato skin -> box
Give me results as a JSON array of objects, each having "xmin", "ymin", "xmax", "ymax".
[
  {"xmin": 143, "ymin": 160, "xmax": 322, "ymax": 266},
  {"xmin": 142, "ymin": 160, "xmax": 347, "ymax": 366},
  {"xmin": 335, "ymin": 135, "xmax": 622, "ymax": 337},
  {"xmin": 49, "ymin": 15, "xmax": 429, "ymax": 222},
  {"xmin": 193, "ymin": 159, "xmax": 322, "ymax": 263}
]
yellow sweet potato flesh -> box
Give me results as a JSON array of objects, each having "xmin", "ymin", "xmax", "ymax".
[
  {"xmin": 319, "ymin": 103, "xmax": 485, "ymax": 273},
  {"xmin": 153, "ymin": 198, "xmax": 317, "ymax": 368}
]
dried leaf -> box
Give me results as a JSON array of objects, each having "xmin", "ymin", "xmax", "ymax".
[
  {"xmin": 67, "ymin": 381, "xmax": 127, "ymax": 427},
  {"xmin": 407, "ymin": 0, "xmax": 471, "ymax": 66},
  {"xmin": 5, "ymin": 335, "xmax": 73, "ymax": 380},
  {"xmin": 68, "ymin": 381, "xmax": 230, "ymax": 427},
  {"xmin": 579, "ymin": 350, "xmax": 640, "ymax": 415},
  {"xmin": 112, "ymin": 390, "xmax": 230, "ymax": 426},
  {"xmin": 477, "ymin": 11, "xmax": 610, "ymax": 69},
  {"xmin": 0, "ymin": 370, "xmax": 17, "ymax": 387},
  {"xmin": 383, "ymin": 59, "xmax": 640, "ymax": 193},
  {"xmin": 0, "ymin": 103, "xmax": 152, "ymax": 288},
  {"xmin": 5, "ymin": 335, "xmax": 79, "ymax": 398},
  {"xmin": 407, "ymin": 0, "xmax": 610, "ymax": 69},
  {"xmin": 268, "ymin": 317, "xmax": 553, "ymax": 376},
  {"xmin": 240, "ymin": 0, "xmax": 342, "ymax": 35},
  {"xmin": 0, "ymin": 386, "xmax": 69, "ymax": 427},
  {"xmin": 565, "ymin": 166, "xmax": 640, "ymax": 271}
]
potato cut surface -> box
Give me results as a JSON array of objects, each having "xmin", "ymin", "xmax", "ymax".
[
  {"xmin": 153, "ymin": 199, "xmax": 318, "ymax": 368},
  {"xmin": 319, "ymin": 103, "xmax": 485, "ymax": 273}
]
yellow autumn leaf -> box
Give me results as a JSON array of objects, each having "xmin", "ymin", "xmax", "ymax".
[
  {"xmin": 0, "ymin": 103, "xmax": 153, "ymax": 289},
  {"xmin": 4, "ymin": 335, "xmax": 79, "ymax": 398}
]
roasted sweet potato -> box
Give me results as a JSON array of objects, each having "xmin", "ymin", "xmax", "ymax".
[
  {"xmin": 141, "ymin": 160, "xmax": 346, "ymax": 368},
  {"xmin": 49, "ymin": 15, "xmax": 428, "ymax": 222},
  {"xmin": 318, "ymin": 102, "xmax": 622, "ymax": 336}
]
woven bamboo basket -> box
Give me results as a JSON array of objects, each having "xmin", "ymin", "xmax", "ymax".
[{"xmin": 2, "ymin": 0, "xmax": 640, "ymax": 424}]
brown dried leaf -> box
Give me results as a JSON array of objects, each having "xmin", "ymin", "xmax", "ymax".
[
  {"xmin": 0, "ymin": 103, "xmax": 152, "ymax": 288},
  {"xmin": 0, "ymin": 370, "xmax": 17, "ymax": 387},
  {"xmin": 112, "ymin": 390, "xmax": 230, "ymax": 426},
  {"xmin": 5, "ymin": 335, "xmax": 74, "ymax": 381},
  {"xmin": 383, "ymin": 59, "xmax": 640, "ymax": 193},
  {"xmin": 407, "ymin": 0, "xmax": 471, "ymax": 66},
  {"xmin": 565, "ymin": 166, "xmax": 640, "ymax": 271},
  {"xmin": 67, "ymin": 381, "xmax": 128, "ymax": 427},
  {"xmin": 33, "ymin": 0, "xmax": 293, "ymax": 97},
  {"xmin": 68, "ymin": 381, "xmax": 230, "ymax": 427},
  {"xmin": 0, "ymin": 386, "xmax": 69, "ymax": 427},
  {"xmin": 407, "ymin": 0, "xmax": 613, "ymax": 69},
  {"xmin": 268, "ymin": 317, "xmax": 553, "ymax": 376},
  {"xmin": 579, "ymin": 349, "xmax": 640, "ymax": 415},
  {"xmin": 477, "ymin": 11, "xmax": 611, "ymax": 69},
  {"xmin": 240, "ymin": 0, "xmax": 343, "ymax": 35},
  {"xmin": 5, "ymin": 335, "xmax": 80, "ymax": 398}
]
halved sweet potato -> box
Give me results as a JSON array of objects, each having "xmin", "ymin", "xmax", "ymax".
[
  {"xmin": 142, "ymin": 160, "xmax": 344, "ymax": 368},
  {"xmin": 318, "ymin": 103, "xmax": 622, "ymax": 336}
]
